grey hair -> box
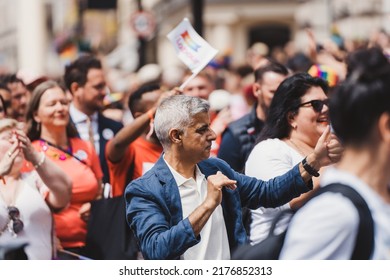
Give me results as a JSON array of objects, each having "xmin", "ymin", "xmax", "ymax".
[{"xmin": 154, "ymin": 95, "xmax": 210, "ymax": 150}]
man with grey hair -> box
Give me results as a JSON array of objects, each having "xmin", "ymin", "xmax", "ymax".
[{"xmin": 125, "ymin": 95, "xmax": 340, "ymax": 260}]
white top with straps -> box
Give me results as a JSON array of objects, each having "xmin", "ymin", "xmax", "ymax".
[
  {"xmin": 280, "ymin": 167, "xmax": 390, "ymax": 259},
  {"xmin": 0, "ymin": 171, "xmax": 53, "ymax": 260}
]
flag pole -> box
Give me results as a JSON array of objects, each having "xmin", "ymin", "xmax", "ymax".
[{"xmin": 179, "ymin": 70, "xmax": 199, "ymax": 91}]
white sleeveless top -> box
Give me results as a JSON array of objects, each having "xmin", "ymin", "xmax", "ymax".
[{"xmin": 0, "ymin": 172, "xmax": 53, "ymax": 259}]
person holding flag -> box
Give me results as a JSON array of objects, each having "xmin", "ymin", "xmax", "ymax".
[{"xmin": 167, "ymin": 18, "xmax": 234, "ymax": 156}]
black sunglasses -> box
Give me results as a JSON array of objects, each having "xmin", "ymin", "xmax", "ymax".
[
  {"xmin": 8, "ymin": 206, "xmax": 24, "ymax": 234},
  {"xmin": 298, "ymin": 99, "xmax": 329, "ymax": 113}
]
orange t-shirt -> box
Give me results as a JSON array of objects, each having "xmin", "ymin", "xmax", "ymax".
[
  {"xmin": 106, "ymin": 137, "xmax": 163, "ymax": 197},
  {"xmin": 31, "ymin": 138, "xmax": 103, "ymax": 248}
]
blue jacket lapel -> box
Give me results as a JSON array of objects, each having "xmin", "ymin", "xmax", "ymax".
[{"xmin": 153, "ymin": 156, "xmax": 184, "ymax": 223}]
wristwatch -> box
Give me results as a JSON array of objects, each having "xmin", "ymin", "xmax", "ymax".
[{"xmin": 302, "ymin": 157, "xmax": 320, "ymax": 177}]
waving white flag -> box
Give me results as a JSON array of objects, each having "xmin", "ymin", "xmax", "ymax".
[{"xmin": 167, "ymin": 18, "xmax": 218, "ymax": 89}]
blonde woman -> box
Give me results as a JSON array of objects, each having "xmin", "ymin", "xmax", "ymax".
[
  {"xmin": 0, "ymin": 118, "xmax": 71, "ymax": 259},
  {"xmin": 25, "ymin": 80, "xmax": 103, "ymax": 257}
]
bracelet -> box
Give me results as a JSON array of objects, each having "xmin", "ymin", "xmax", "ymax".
[
  {"xmin": 34, "ymin": 152, "xmax": 46, "ymax": 169},
  {"xmin": 302, "ymin": 157, "xmax": 320, "ymax": 177}
]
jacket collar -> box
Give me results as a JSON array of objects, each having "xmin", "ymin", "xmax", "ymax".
[{"xmin": 153, "ymin": 155, "xmax": 183, "ymax": 220}]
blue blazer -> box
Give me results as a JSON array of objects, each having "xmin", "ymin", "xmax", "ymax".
[{"xmin": 124, "ymin": 155, "xmax": 312, "ymax": 260}]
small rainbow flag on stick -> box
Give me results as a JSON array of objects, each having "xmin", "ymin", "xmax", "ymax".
[{"xmin": 167, "ymin": 18, "xmax": 218, "ymax": 90}]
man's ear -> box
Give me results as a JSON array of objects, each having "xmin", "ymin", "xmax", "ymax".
[
  {"xmin": 168, "ymin": 129, "xmax": 182, "ymax": 144},
  {"xmin": 378, "ymin": 112, "xmax": 390, "ymax": 143},
  {"xmin": 252, "ymin": 83, "xmax": 261, "ymax": 98},
  {"xmin": 70, "ymin": 82, "xmax": 80, "ymax": 97}
]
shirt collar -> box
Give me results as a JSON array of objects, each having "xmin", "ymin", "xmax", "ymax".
[
  {"xmin": 70, "ymin": 103, "xmax": 98, "ymax": 123},
  {"xmin": 163, "ymin": 156, "xmax": 204, "ymax": 187}
]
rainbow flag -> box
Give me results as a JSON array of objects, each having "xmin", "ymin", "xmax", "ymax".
[
  {"xmin": 167, "ymin": 18, "xmax": 218, "ymax": 75},
  {"xmin": 308, "ymin": 64, "xmax": 339, "ymax": 87}
]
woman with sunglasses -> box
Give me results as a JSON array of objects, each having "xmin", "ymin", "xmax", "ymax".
[
  {"xmin": 0, "ymin": 118, "xmax": 71, "ymax": 259},
  {"xmin": 280, "ymin": 47, "xmax": 390, "ymax": 259},
  {"xmin": 244, "ymin": 72, "xmax": 343, "ymax": 245}
]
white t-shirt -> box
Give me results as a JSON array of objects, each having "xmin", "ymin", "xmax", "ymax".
[
  {"xmin": 279, "ymin": 167, "xmax": 390, "ymax": 259},
  {"xmin": 164, "ymin": 158, "xmax": 230, "ymax": 260},
  {"xmin": 245, "ymin": 138, "xmax": 303, "ymax": 245},
  {"xmin": 0, "ymin": 172, "xmax": 53, "ymax": 259}
]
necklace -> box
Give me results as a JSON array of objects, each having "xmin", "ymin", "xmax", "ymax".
[
  {"xmin": 39, "ymin": 139, "xmax": 73, "ymax": 161},
  {"xmin": 288, "ymin": 139, "xmax": 306, "ymax": 157}
]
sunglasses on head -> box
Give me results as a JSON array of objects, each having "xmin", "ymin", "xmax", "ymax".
[
  {"xmin": 298, "ymin": 99, "xmax": 329, "ymax": 113},
  {"xmin": 7, "ymin": 206, "xmax": 24, "ymax": 234}
]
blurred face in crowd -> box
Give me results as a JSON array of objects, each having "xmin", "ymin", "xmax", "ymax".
[
  {"xmin": 74, "ymin": 68, "xmax": 107, "ymax": 115},
  {"xmin": 8, "ymin": 81, "xmax": 28, "ymax": 121},
  {"xmin": 253, "ymin": 71, "xmax": 287, "ymax": 119},
  {"xmin": 34, "ymin": 87, "xmax": 70, "ymax": 133},
  {"xmin": 183, "ymin": 75, "xmax": 214, "ymax": 100},
  {"xmin": 0, "ymin": 98, "xmax": 6, "ymax": 119},
  {"xmin": 0, "ymin": 88, "xmax": 12, "ymax": 117},
  {"xmin": 290, "ymin": 86, "xmax": 329, "ymax": 147}
]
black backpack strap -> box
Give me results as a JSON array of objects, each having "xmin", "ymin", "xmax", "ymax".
[{"xmin": 311, "ymin": 183, "xmax": 374, "ymax": 259}]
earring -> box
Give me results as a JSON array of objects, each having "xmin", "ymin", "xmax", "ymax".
[{"xmin": 36, "ymin": 122, "xmax": 41, "ymax": 131}]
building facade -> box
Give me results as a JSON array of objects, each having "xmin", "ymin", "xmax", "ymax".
[{"xmin": 1, "ymin": 0, "xmax": 390, "ymax": 75}]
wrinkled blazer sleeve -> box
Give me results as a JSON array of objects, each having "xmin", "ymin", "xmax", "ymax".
[
  {"xmin": 235, "ymin": 163, "xmax": 313, "ymax": 208},
  {"xmin": 125, "ymin": 177, "xmax": 199, "ymax": 260},
  {"xmin": 204, "ymin": 158, "xmax": 312, "ymax": 209}
]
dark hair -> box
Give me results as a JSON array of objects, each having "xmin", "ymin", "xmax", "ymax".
[
  {"xmin": 0, "ymin": 95, "xmax": 6, "ymax": 116},
  {"xmin": 286, "ymin": 52, "xmax": 313, "ymax": 73},
  {"xmin": 0, "ymin": 73, "xmax": 25, "ymax": 86},
  {"xmin": 63, "ymin": 55, "xmax": 102, "ymax": 92},
  {"xmin": 257, "ymin": 72, "xmax": 329, "ymax": 143},
  {"xmin": 25, "ymin": 80, "xmax": 78, "ymax": 141},
  {"xmin": 253, "ymin": 60, "xmax": 289, "ymax": 83},
  {"xmin": 0, "ymin": 82, "xmax": 10, "ymax": 92},
  {"xmin": 128, "ymin": 83, "xmax": 160, "ymax": 114},
  {"xmin": 330, "ymin": 47, "xmax": 390, "ymax": 146},
  {"xmin": 0, "ymin": 83, "xmax": 10, "ymax": 116}
]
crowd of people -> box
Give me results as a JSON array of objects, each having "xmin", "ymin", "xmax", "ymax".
[{"xmin": 0, "ymin": 27, "xmax": 389, "ymax": 260}]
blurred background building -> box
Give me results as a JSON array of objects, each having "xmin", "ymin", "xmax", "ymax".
[{"xmin": 1, "ymin": 0, "xmax": 390, "ymax": 77}]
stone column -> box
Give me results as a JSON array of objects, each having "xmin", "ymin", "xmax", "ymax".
[{"xmin": 16, "ymin": 0, "xmax": 46, "ymax": 74}]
